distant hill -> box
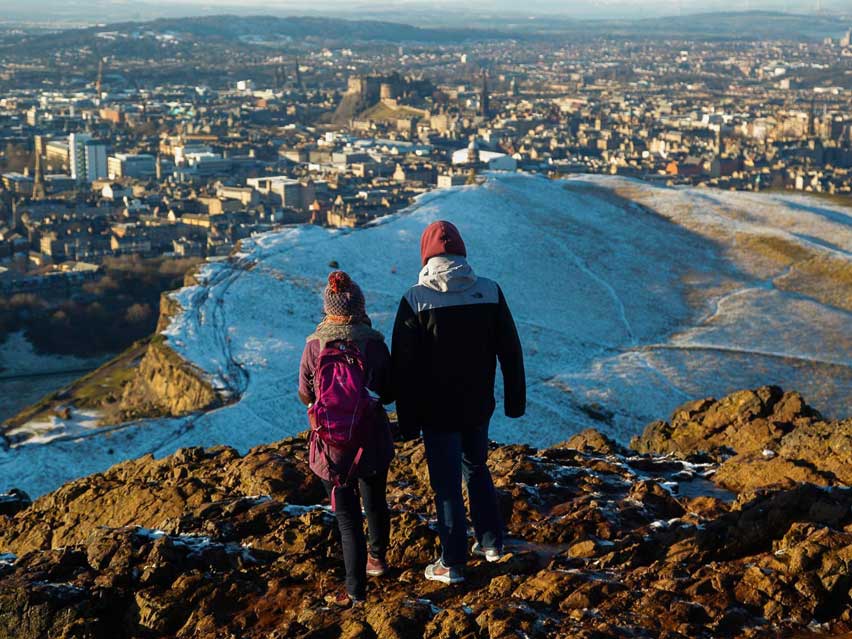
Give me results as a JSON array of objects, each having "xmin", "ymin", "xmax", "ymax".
[
  {"xmin": 501, "ymin": 10, "xmax": 850, "ymax": 41},
  {"xmin": 3, "ymin": 10, "xmax": 846, "ymax": 55},
  {"xmin": 0, "ymin": 15, "xmax": 510, "ymax": 52},
  {"xmin": 620, "ymin": 10, "xmax": 849, "ymax": 41}
]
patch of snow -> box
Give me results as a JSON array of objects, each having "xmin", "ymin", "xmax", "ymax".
[
  {"xmin": 32, "ymin": 581, "xmax": 85, "ymax": 597},
  {"xmin": 134, "ymin": 527, "xmax": 168, "ymax": 541},
  {"xmin": 133, "ymin": 527, "xmax": 256, "ymax": 562},
  {"xmin": 1, "ymin": 173, "xmax": 851, "ymax": 498},
  {"xmin": 6, "ymin": 409, "xmax": 104, "ymax": 446},
  {"xmin": 661, "ymin": 481, "xmax": 680, "ymax": 494},
  {"xmin": 762, "ymin": 449, "xmax": 777, "ymax": 459},
  {"xmin": 414, "ymin": 598, "xmax": 443, "ymax": 616},
  {"xmin": 677, "ymin": 460, "xmax": 715, "ymax": 472},
  {"xmin": 281, "ymin": 504, "xmax": 328, "ymax": 517}
]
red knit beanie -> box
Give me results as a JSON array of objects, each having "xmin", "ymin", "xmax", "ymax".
[{"xmin": 420, "ymin": 221, "xmax": 467, "ymax": 266}]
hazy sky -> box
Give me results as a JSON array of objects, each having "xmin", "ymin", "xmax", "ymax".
[
  {"xmin": 0, "ymin": 0, "xmax": 847, "ymax": 27},
  {"xmin": 121, "ymin": 0, "xmax": 842, "ymax": 12}
]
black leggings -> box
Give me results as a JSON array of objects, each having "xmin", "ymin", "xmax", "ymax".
[{"xmin": 322, "ymin": 470, "xmax": 390, "ymax": 599}]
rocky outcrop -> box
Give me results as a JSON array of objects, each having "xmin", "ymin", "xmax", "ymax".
[
  {"xmin": 631, "ymin": 385, "xmax": 820, "ymax": 457},
  {"xmin": 3, "ymin": 390, "xmax": 852, "ymax": 639},
  {"xmin": 118, "ymin": 265, "xmax": 222, "ymax": 421},
  {"xmin": 631, "ymin": 385, "xmax": 852, "ymax": 492},
  {"xmin": 117, "ymin": 338, "xmax": 219, "ymax": 420},
  {"xmin": 155, "ymin": 292, "xmax": 184, "ymax": 333}
]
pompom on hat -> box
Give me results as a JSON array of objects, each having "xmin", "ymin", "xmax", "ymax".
[{"xmin": 323, "ymin": 271, "xmax": 367, "ymax": 323}]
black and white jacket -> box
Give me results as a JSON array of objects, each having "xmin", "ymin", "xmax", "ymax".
[{"xmin": 391, "ymin": 255, "xmax": 526, "ymax": 438}]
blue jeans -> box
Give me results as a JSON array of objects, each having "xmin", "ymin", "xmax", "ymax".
[{"xmin": 422, "ymin": 424, "xmax": 504, "ymax": 567}]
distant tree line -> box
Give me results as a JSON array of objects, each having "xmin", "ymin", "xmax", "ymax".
[{"xmin": 0, "ymin": 256, "xmax": 201, "ymax": 358}]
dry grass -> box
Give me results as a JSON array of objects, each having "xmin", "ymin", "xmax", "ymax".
[
  {"xmin": 775, "ymin": 254, "xmax": 852, "ymax": 312},
  {"xmin": 734, "ymin": 232, "xmax": 814, "ymax": 273}
]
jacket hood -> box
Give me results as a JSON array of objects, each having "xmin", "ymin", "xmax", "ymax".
[
  {"xmin": 418, "ymin": 255, "xmax": 477, "ymax": 293},
  {"xmin": 420, "ymin": 221, "xmax": 467, "ymax": 266}
]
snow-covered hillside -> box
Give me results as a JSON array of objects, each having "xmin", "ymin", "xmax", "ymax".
[{"xmin": 2, "ymin": 173, "xmax": 851, "ymax": 497}]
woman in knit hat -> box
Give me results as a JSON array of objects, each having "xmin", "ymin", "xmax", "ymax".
[{"xmin": 298, "ymin": 271, "xmax": 394, "ymax": 608}]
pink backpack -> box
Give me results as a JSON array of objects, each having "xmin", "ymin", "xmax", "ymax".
[{"xmin": 308, "ymin": 341, "xmax": 374, "ymax": 506}]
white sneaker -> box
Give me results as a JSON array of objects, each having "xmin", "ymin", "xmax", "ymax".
[
  {"xmin": 424, "ymin": 558, "xmax": 465, "ymax": 584},
  {"xmin": 472, "ymin": 541, "xmax": 503, "ymax": 562}
]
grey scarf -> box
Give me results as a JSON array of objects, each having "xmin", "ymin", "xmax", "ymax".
[{"xmin": 308, "ymin": 320, "xmax": 385, "ymax": 350}]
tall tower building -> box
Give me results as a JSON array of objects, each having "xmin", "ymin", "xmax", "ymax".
[
  {"xmin": 479, "ymin": 70, "xmax": 490, "ymax": 118},
  {"xmin": 809, "ymin": 98, "xmax": 817, "ymax": 136},
  {"xmin": 10, "ymin": 198, "xmax": 19, "ymax": 232},
  {"xmin": 96, "ymin": 58, "xmax": 104, "ymax": 98},
  {"xmin": 70, "ymin": 132, "xmax": 91, "ymax": 182},
  {"xmin": 32, "ymin": 135, "xmax": 46, "ymax": 200},
  {"xmin": 69, "ymin": 133, "xmax": 107, "ymax": 183}
]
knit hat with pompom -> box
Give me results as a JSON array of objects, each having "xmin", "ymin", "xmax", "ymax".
[{"xmin": 323, "ymin": 271, "xmax": 367, "ymax": 322}]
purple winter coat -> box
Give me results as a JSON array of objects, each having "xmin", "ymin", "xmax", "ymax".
[{"xmin": 298, "ymin": 323, "xmax": 395, "ymax": 483}]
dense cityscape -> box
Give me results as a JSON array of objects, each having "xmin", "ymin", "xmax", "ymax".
[
  {"xmin": 0, "ymin": 13, "xmax": 850, "ymax": 353},
  {"xmin": 2, "ymin": 8, "xmax": 852, "ymax": 638}
]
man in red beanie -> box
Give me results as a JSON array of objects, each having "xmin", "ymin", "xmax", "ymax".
[{"xmin": 391, "ymin": 220, "xmax": 526, "ymax": 584}]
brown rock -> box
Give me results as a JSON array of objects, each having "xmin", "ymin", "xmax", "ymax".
[
  {"xmin": 563, "ymin": 429, "xmax": 628, "ymax": 456},
  {"xmin": 0, "ymin": 389, "xmax": 849, "ymax": 639},
  {"xmin": 627, "ymin": 480, "xmax": 685, "ymax": 519},
  {"xmin": 512, "ymin": 569, "xmax": 582, "ymax": 606},
  {"xmin": 423, "ymin": 608, "xmax": 479, "ymax": 639},
  {"xmin": 567, "ymin": 539, "xmax": 600, "ymax": 559},
  {"xmin": 714, "ymin": 452, "xmax": 833, "ymax": 492},
  {"xmin": 366, "ymin": 599, "xmax": 433, "ymax": 639}
]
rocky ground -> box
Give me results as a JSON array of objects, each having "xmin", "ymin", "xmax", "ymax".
[{"xmin": 2, "ymin": 386, "xmax": 852, "ymax": 638}]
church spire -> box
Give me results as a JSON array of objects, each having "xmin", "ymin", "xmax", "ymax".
[{"xmin": 479, "ymin": 69, "xmax": 490, "ymax": 118}]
